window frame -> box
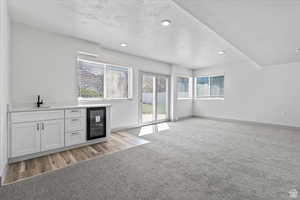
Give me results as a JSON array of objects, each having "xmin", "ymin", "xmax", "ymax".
[
  {"xmin": 195, "ymin": 74, "xmax": 225, "ymax": 100},
  {"xmin": 177, "ymin": 76, "xmax": 193, "ymax": 100},
  {"xmin": 77, "ymin": 58, "xmax": 133, "ymax": 102}
]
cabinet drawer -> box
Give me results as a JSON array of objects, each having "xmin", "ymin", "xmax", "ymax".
[
  {"xmin": 11, "ymin": 110, "xmax": 64, "ymax": 123},
  {"xmin": 65, "ymin": 109, "xmax": 86, "ymax": 119},
  {"xmin": 65, "ymin": 130, "xmax": 86, "ymax": 146},
  {"xmin": 65, "ymin": 118, "xmax": 85, "ymax": 132}
]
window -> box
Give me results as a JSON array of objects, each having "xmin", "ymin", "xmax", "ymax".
[
  {"xmin": 78, "ymin": 59, "xmax": 132, "ymax": 100},
  {"xmin": 210, "ymin": 76, "xmax": 224, "ymax": 97},
  {"xmin": 195, "ymin": 75, "xmax": 224, "ymax": 98},
  {"xmin": 177, "ymin": 77, "xmax": 193, "ymax": 99},
  {"xmin": 196, "ymin": 77, "xmax": 209, "ymax": 97},
  {"xmin": 78, "ymin": 59, "xmax": 104, "ymax": 98},
  {"xmin": 106, "ymin": 65, "xmax": 129, "ymax": 98}
]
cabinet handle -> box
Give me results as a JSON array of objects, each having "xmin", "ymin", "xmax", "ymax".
[
  {"xmin": 71, "ymin": 110, "xmax": 79, "ymax": 113},
  {"xmin": 37, "ymin": 123, "xmax": 40, "ymax": 131},
  {"xmin": 72, "ymin": 119, "xmax": 79, "ymax": 122},
  {"xmin": 71, "ymin": 131, "xmax": 80, "ymax": 135}
]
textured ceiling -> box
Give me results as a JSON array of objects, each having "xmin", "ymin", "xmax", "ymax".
[
  {"xmin": 173, "ymin": 0, "xmax": 300, "ymax": 66},
  {"xmin": 8, "ymin": 0, "xmax": 249, "ymax": 69}
]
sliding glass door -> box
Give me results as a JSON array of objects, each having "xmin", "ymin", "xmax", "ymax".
[
  {"xmin": 141, "ymin": 74, "xmax": 155, "ymax": 123},
  {"xmin": 140, "ymin": 72, "xmax": 169, "ymax": 125},
  {"xmin": 156, "ymin": 76, "xmax": 168, "ymax": 121}
]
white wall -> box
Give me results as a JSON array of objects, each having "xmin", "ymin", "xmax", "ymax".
[
  {"xmin": 194, "ymin": 61, "xmax": 300, "ymax": 127},
  {"xmin": 11, "ymin": 23, "xmax": 175, "ymax": 130},
  {"xmin": 0, "ymin": 0, "xmax": 10, "ymax": 179},
  {"xmin": 172, "ymin": 65, "xmax": 193, "ymax": 120}
]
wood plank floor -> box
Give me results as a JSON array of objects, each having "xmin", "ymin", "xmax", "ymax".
[{"xmin": 4, "ymin": 132, "xmax": 149, "ymax": 185}]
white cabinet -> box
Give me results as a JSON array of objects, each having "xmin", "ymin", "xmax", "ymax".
[
  {"xmin": 11, "ymin": 122, "xmax": 41, "ymax": 157},
  {"xmin": 41, "ymin": 120, "xmax": 64, "ymax": 151},
  {"xmin": 65, "ymin": 130, "xmax": 85, "ymax": 146},
  {"xmin": 65, "ymin": 118, "xmax": 85, "ymax": 132},
  {"xmin": 11, "ymin": 110, "xmax": 64, "ymax": 123},
  {"xmin": 11, "ymin": 120, "xmax": 65, "ymax": 157},
  {"xmin": 10, "ymin": 110, "xmax": 65, "ymax": 158},
  {"xmin": 64, "ymin": 109, "xmax": 86, "ymax": 147},
  {"xmin": 65, "ymin": 109, "xmax": 85, "ymax": 119},
  {"xmin": 9, "ymin": 106, "xmax": 110, "ymax": 161}
]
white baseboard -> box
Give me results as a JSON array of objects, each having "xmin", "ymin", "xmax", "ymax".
[
  {"xmin": 193, "ymin": 115, "xmax": 300, "ymax": 131},
  {"xmin": 0, "ymin": 162, "xmax": 8, "ymax": 186},
  {"xmin": 177, "ymin": 115, "xmax": 193, "ymax": 121},
  {"xmin": 111, "ymin": 124, "xmax": 140, "ymax": 133},
  {"xmin": 111, "ymin": 119, "xmax": 178, "ymax": 133}
]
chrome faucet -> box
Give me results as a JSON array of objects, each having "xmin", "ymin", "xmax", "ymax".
[{"xmin": 36, "ymin": 95, "xmax": 44, "ymax": 108}]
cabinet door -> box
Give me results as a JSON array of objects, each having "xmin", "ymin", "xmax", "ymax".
[
  {"xmin": 41, "ymin": 120, "xmax": 65, "ymax": 152},
  {"xmin": 11, "ymin": 122, "xmax": 41, "ymax": 157}
]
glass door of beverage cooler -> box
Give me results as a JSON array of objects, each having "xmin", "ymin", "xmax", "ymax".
[{"xmin": 87, "ymin": 107, "xmax": 106, "ymax": 140}]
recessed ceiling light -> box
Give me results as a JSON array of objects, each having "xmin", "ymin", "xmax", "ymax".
[
  {"xmin": 161, "ymin": 19, "xmax": 172, "ymax": 26},
  {"xmin": 218, "ymin": 50, "xmax": 225, "ymax": 55},
  {"xmin": 120, "ymin": 43, "xmax": 128, "ymax": 47}
]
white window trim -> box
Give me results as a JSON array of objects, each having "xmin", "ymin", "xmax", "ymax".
[
  {"xmin": 77, "ymin": 58, "xmax": 133, "ymax": 102},
  {"xmin": 177, "ymin": 75, "xmax": 193, "ymax": 100},
  {"xmin": 194, "ymin": 74, "xmax": 225, "ymax": 100}
]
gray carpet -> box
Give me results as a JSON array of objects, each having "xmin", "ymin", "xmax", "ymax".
[{"xmin": 1, "ymin": 118, "xmax": 300, "ymax": 200}]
